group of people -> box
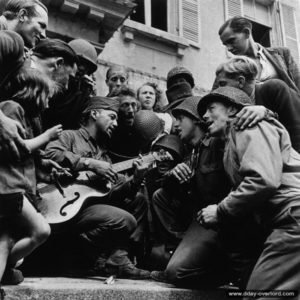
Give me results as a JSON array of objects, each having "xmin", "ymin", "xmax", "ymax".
[{"xmin": 0, "ymin": 0, "xmax": 300, "ymax": 299}]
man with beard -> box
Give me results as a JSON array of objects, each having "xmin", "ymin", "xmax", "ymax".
[
  {"xmin": 31, "ymin": 38, "xmax": 78, "ymax": 92},
  {"xmin": 43, "ymin": 38, "xmax": 98, "ymax": 130},
  {"xmin": 0, "ymin": 35, "xmax": 77, "ymax": 161},
  {"xmin": 44, "ymin": 96, "xmax": 150, "ymax": 279}
]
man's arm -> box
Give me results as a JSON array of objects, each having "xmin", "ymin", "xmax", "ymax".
[
  {"xmin": 217, "ymin": 124, "xmax": 282, "ymax": 222},
  {"xmin": 45, "ymin": 132, "xmax": 118, "ymax": 183},
  {"xmin": 283, "ymin": 47, "xmax": 300, "ymax": 93},
  {"xmin": 25, "ymin": 125, "xmax": 62, "ymax": 153}
]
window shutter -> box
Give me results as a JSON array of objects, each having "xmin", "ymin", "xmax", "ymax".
[
  {"xmin": 280, "ymin": 3, "xmax": 300, "ymax": 63},
  {"xmin": 179, "ymin": 0, "xmax": 200, "ymax": 44},
  {"xmin": 226, "ymin": 0, "xmax": 242, "ymax": 18},
  {"xmin": 243, "ymin": 0, "xmax": 254, "ymax": 20}
]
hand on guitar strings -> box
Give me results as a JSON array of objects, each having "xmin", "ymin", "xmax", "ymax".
[
  {"xmin": 89, "ymin": 159, "xmax": 118, "ymax": 184},
  {"xmin": 132, "ymin": 156, "xmax": 148, "ymax": 186}
]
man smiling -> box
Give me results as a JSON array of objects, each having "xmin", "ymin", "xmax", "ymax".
[{"xmin": 0, "ymin": 0, "xmax": 48, "ymax": 49}]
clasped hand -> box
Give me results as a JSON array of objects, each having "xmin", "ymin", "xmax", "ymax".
[
  {"xmin": 169, "ymin": 162, "xmax": 192, "ymax": 184},
  {"xmin": 196, "ymin": 204, "xmax": 218, "ymax": 228}
]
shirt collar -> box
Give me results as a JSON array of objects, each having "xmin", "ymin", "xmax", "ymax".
[
  {"xmin": 79, "ymin": 127, "xmax": 94, "ymax": 142},
  {"xmin": 256, "ymin": 43, "xmax": 267, "ymax": 62},
  {"xmin": 201, "ymin": 134, "xmax": 212, "ymax": 147}
]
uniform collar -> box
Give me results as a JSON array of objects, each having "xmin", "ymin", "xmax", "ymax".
[{"xmin": 79, "ymin": 127, "xmax": 95, "ymax": 142}]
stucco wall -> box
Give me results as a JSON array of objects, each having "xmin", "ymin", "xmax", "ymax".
[
  {"xmin": 95, "ymin": 0, "xmax": 300, "ymax": 99},
  {"xmin": 96, "ymin": 0, "xmax": 227, "ymax": 98}
]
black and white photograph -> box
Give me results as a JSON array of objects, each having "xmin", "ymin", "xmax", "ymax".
[{"xmin": 0, "ymin": 0, "xmax": 300, "ymax": 299}]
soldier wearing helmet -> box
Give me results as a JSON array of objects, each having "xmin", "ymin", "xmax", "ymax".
[
  {"xmin": 162, "ymin": 66, "xmax": 195, "ymax": 113},
  {"xmin": 43, "ymin": 38, "xmax": 99, "ymax": 130}
]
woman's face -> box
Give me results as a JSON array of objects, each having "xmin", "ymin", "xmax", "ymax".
[
  {"xmin": 203, "ymin": 101, "xmax": 231, "ymax": 137},
  {"xmin": 138, "ymin": 85, "xmax": 156, "ymax": 110}
]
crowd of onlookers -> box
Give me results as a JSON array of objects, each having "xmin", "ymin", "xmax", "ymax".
[{"xmin": 0, "ymin": 0, "xmax": 300, "ymax": 299}]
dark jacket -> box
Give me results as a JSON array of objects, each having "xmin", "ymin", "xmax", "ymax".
[
  {"xmin": 164, "ymin": 137, "xmax": 231, "ymax": 211},
  {"xmin": 43, "ymin": 76, "xmax": 94, "ymax": 130},
  {"xmin": 255, "ymin": 79, "xmax": 300, "ymax": 153},
  {"xmin": 263, "ymin": 46, "xmax": 300, "ymax": 94}
]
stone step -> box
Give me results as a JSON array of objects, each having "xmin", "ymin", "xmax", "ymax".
[{"xmin": 2, "ymin": 277, "xmax": 229, "ymax": 300}]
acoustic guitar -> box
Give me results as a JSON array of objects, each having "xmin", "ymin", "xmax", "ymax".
[{"xmin": 36, "ymin": 151, "xmax": 171, "ymax": 225}]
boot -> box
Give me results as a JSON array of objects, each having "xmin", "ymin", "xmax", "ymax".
[
  {"xmin": 105, "ymin": 249, "xmax": 150, "ymax": 279},
  {"xmin": 1, "ymin": 268, "xmax": 24, "ymax": 285}
]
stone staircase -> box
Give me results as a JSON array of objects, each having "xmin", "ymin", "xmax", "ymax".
[{"xmin": 3, "ymin": 277, "xmax": 229, "ymax": 300}]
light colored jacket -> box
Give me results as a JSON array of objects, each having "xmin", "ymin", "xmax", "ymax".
[{"xmin": 217, "ymin": 118, "xmax": 300, "ymax": 226}]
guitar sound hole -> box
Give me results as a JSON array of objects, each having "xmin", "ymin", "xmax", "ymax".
[{"xmin": 59, "ymin": 192, "xmax": 80, "ymax": 216}]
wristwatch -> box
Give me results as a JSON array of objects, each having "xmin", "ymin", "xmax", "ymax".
[{"xmin": 83, "ymin": 158, "xmax": 91, "ymax": 168}]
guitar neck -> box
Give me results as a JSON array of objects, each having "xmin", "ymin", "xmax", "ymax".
[{"xmin": 112, "ymin": 154, "xmax": 155, "ymax": 173}]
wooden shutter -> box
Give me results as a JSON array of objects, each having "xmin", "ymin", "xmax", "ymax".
[
  {"xmin": 243, "ymin": 0, "xmax": 254, "ymax": 20},
  {"xmin": 226, "ymin": 0, "xmax": 242, "ymax": 19},
  {"xmin": 179, "ymin": 0, "xmax": 200, "ymax": 44},
  {"xmin": 280, "ymin": 3, "xmax": 300, "ymax": 63}
]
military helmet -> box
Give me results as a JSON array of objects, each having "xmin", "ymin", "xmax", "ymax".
[
  {"xmin": 197, "ymin": 86, "xmax": 253, "ymax": 117},
  {"xmin": 68, "ymin": 39, "xmax": 98, "ymax": 73},
  {"xmin": 167, "ymin": 66, "xmax": 195, "ymax": 89}
]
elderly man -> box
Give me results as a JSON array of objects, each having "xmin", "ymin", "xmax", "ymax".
[
  {"xmin": 45, "ymin": 96, "xmax": 150, "ymax": 279},
  {"xmin": 0, "ymin": 0, "xmax": 48, "ymax": 49},
  {"xmin": 213, "ymin": 56, "xmax": 300, "ymax": 153},
  {"xmin": 0, "ymin": 34, "xmax": 77, "ymax": 161},
  {"xmin": 31, "ymin": 38, "xmax": 78, "ymax": 92},
  {"xmin": 218, "ymin": 16, "xmax": 300, "ymax": 93},
  {"xmin": 43, "ymin": 38, "xmax": 98, "ymax": 130}
]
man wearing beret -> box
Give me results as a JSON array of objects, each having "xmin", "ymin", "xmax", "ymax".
[
  {"xmin": 45, "ymin": 96, "xmax": 150, "ymax": 279},
  {"xmin": 43, "ymin": 38, "xmax": 99, "ymax": 130}
]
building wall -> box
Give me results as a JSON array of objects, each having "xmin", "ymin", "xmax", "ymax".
[
  {"xmin": 94, "ymin": 0, "xmax": 300, "ymax": 101},
  {"xmin": 96, "ymin": 0, "xmax": 227, "ymax": 99}
]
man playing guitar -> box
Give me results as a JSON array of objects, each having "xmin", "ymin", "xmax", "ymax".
[{"xmin": 44, "ymin": 96, "xmax": 150, "ymax": 279}]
